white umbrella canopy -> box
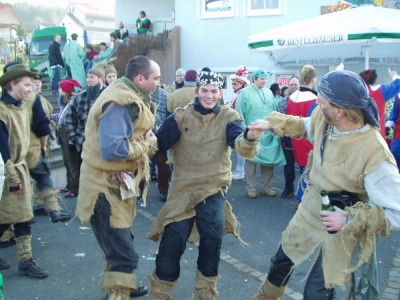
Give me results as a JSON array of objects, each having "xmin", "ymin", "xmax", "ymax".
[{"xmin": 248, "ymin": 5, "xmax": 400, "ymax": 69}]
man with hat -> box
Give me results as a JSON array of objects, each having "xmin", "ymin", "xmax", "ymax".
[
  {"xmin": 249, "ymin": 70, "xmax": 400, "ymax": 299},
  {"xmin": 171, "ymin": 68, "xmax": 186, "ymax": 92},
  {"xmin": 65, "ymin": 60, "xmax": 107, "ymax": 155},
  {"xmin": 56, "ymin": 79, "xmax": 82, "ymax": 199},
  {"xmin": 75, "ymin": 55, "xmax": 160, "ymax": 299},
  {"xmin": 166, "ymin": 69, "xmax": 197, "ymax": 114},
  {"xmin": 65, "ymin": 61, "xmax": 107, "ymax": 198},
  {"xmin": 147, "ymin": 71, "xmax": 265, "ymax": 298},
  {"xmin": 236, "ymin": 70, "xmax": 286, "ymax": 199},
  {"xmin": 0, "ymin": 63, "xmax": 48, "ymax": 278},
  {"xmin": 21, "ymin": 65, "xmax": 73, "ymax": 222}
]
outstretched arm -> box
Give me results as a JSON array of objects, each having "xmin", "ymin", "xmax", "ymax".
[{"xmin": 248, "ymin": 119, "xmax": 273, "ymax": 132}]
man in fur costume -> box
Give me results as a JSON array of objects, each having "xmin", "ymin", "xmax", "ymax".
[
  {"xmin": 248, "ymin": 70, "xmax": 400, "ymax": 299},
  {"xmin": 0, "ymin": 64, "xmax": 48, "ymax": 278},
  {"xmin": 75, "ymin": 55, "xmax": 160, "ymax": 299},
  {"xmin": 147, "ymin": 71, "xmax": 264, "ymax": 299}
]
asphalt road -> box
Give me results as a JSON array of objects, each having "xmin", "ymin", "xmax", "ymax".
[{"xmin": 1, "ymin": 156, "xmax": 400, "ymax": 300}]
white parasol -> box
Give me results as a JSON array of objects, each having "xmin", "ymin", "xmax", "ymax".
[{"xmin": 248, "ymin": 5, "xmax": 400, "ymax": 69}]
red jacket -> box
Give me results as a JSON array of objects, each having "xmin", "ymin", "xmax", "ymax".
[{"xmin": 286, "ymin": 90, "xmax": 316, "ymax": 166}]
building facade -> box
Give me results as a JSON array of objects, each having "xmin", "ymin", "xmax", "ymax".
[
  {"xmin": 60, "ymin": 2, "xmax": 114, "ymax": 45},
  {"xmin": 115, "ymin": 0, "xmax": 400, "ymax": 101}
]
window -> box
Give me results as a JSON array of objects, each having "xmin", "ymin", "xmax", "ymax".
[
  {"xmin": 247, "ymin": 0, "xmax": 284, "ymax": 16},
  {"xmin": 201, "ymin": 0, "xmax": 235, "ymax": 19}
]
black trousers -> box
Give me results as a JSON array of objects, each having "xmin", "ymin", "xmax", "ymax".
[
  {"xmin": 283, "ymin": 147, "xmax": 296, "ymax": 192},
  {"xmin": 90, "ymin": 195, "xmax": 138, "ymax": 273},
  {"xmin": 0, "ymin": 222, "xmax": 30, "ymax": 239},
  {"xmin": 267, "ymin": 244, "xmax": 334, "ymax": 300}
]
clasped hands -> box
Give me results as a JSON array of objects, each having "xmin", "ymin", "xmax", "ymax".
[{"xmin": 247, "ymin": 119, "xmax": 273, "ymax": 137}]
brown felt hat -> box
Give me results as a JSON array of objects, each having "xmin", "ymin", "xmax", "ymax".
[{"xmin": 0, "ymin": 64, "xmax": 37, "ymax": 86}]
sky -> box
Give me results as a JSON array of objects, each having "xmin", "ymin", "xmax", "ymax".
[{"xmin": 3, "ymin": 0, "xmax": 115, "ymax": 11}]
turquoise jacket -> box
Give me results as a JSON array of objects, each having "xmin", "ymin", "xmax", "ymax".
[
  {"xmin": 63, "ymin": 40, "xmax": 86, "ymax": 88},
  {"xmin": 236, "ymin": 85, "xmax": 286, "ymax": 166},
  {"xmin": 92, "ymin": 47, "xmax": 113, "ymax": 67}
]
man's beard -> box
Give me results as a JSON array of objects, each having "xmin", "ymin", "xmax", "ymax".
[{"xmin": 86, "ymin": 83, "xmax": 101, "ymax": 101}]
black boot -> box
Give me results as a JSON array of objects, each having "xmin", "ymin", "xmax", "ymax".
[
  {"xmin": 33, "ymin": 206, "xmax": 48, "ymax": 216},
  {"xmin": 281, "ymin": 189, "xmax": 294, "ymax": 199},
  {"xmin": 160, "ymin": 193, "xmax": 167, "ymax": 202},
  {"xmin": 130, "ymin": 285, "xmax": 148, "ymax": 297},
  {"xmin": 0, "ymin": 238, "xmax": 16, "ymax": 248},
  {"xmin": 18, "ymin": 258, "xmax": 48, "ymax": 278},
  {"xmin": 0, "ymin": 257, "xmax": 11, "ymax": 270},
  {"xmin": 49, "ymin": 210, "xmax": 73, "ymax": 223}
]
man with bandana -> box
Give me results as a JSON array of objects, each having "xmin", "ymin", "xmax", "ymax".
[
  {"xmin": 65, "ymin": 61, "xmax": 107, "ymax": 197},
  {"xmin": 75, "ymin": 55, "xmax": 160, "ymax": 299},
  {"xmin": 147, "ymin": 71, "xmax": 265, "ymax": 299},
  {"xmin": 249, "ymin": 70, "xmax": 400, "ymax": 300}
]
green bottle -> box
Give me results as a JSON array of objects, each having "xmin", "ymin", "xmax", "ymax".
[
  {"xmin": 321, "ymin": 190, "xmax": 337, "ymax": 234},
  {"xmin": 321, "ymin": 190, "xmax": 335, "ymax": 211}
]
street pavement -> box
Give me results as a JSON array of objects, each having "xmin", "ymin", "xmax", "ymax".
[{"xmin": 2, "ymin": 156, "xmax": 400, "ymax": 300}]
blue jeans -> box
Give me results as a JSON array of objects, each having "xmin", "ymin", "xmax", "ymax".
[
  {"xmin": 29, "ymin": 154, "xmax": 53, "ymax": 191},
  {"xmin": 90, "ymin": 195, "xmax": 138, "ymax": 273},
  {"xmin": 51, "ymin": 65, "xmax": 62, "ymax": 92},
  {"xmin": 155, "ymin": 192, "xmax": 226, "ymax": 281},
  {"xmin": 84, "ymin": 61, "xmax": 93, "ymax": 75}
]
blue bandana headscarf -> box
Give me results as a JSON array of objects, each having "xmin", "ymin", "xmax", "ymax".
[{"xmin": 318, "ymin": 70, "xmax": 380, "ymax": 128}]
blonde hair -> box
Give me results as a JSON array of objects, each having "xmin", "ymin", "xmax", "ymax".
[
  {"xmin": 301, "ymin": 65, "xmax": 317, "ymax": 85},
  {"xmin": 343, "ymin": 108, "xmax": 371, "ymax": 127}
]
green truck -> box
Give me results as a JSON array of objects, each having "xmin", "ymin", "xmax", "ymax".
[{"xmin": 28, "ymin": 26, "xmax": 67, "ymax": 81}]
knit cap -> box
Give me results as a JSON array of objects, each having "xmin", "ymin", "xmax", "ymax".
[
  {"xmin": 59, "ymin": 79, "xmax": 82, "ymax": 94},
  {"xmin": 105, "ymin": 62, "xmax": 118, "ymax": 78},
  {"xmin": 88, "ymin": 60, "xmax": 107, "ymax": 78},
  {"xmin": 184, "ymin": 69, "xmax": 197, "ymax": 87},
  {"xmin": 176, "ymin": 68, "xmax": 186, "ymax": 76}
]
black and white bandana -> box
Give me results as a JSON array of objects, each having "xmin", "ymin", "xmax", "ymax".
[{"xmin": 196, "ymin": 71, "xmax": 224, "ymax": 88}]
